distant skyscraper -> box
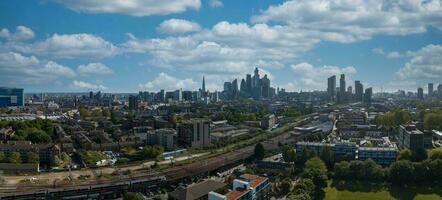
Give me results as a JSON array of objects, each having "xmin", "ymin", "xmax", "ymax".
[
  {"xmin": 355, "ymin": 81, "xmax": 364, "ymax": 102},
  {"xmin": 89, "ymin": 91, "xmax": 93, "ymax": 99},
  {"xmin": 240, "ymin": 78, "xmax": 247, "ymax": 93},
  {"xmin": 128, "ymin": 95, "xmax": 138, "ymax": 110},
  {"xmin": 327, "ymin": 75, "xmax": 336, "ymax": 102},
  {"xmin": 232, "ymin": 79, "xmax": 238, "ymax": 99},
  {"xmin": 0, "ymin": 87, "xmax": 24, "ymax": 107},
  {"xmin": 202, "ymin": 76, "xmax": 206, "ymax": 94},
  {"xmin": 428, "ymin": 83, "xmax": 433, "ymax": 97},
  {"xmin": 246, "ymin": 74, "xmax": 252, "ymax": 94},
  {"xmin": 438, "ymin": 84, "xmax": 442, "ymax": 97},
  {"xmin": 364, "ymin": 87, "xmax": 372, "ymax": 106},
  {"xmin": 339, "ymin": 74, "xmax": 346, "ymax": 103},
  {"xmin": 261, "ymin": 75, "xmax": 270, "ymax": 98},
  {"xmin": 417, "ymin": 87, "xmax": 424, "ymax": 100}
]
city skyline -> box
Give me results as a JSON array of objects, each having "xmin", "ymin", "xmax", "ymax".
[{"xmin": 1, "ymin": 0, "xmax": 442, "ymax": 93}]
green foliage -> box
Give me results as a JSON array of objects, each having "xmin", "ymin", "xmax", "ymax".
[
  {"xmin": 303, "ymin": 157, "xmax": 328, "ymax": 191},
  {"xmin": 292, "ymin": 178, "xmax": 315, "ymax": 197},
  {"xmin": 61, "ymin": 152, "xmax": 70, "ymax": 162},
  {"xmin": 8, "ymin": 152, "xmax": 22, "ymax": 164},
  {"xmin": 320, "ymin": 145, "xmax": 333, "ymax": 168},
  {"xmin": 0, "ymin": 119, "xmax": 54, "ymax": 143},
  {"xmin": 411, "ymin": 148, "xmax": 428, "ymax": 162},
  {"xmin": 283, "ymin": 146, "xmax": 296, "ymax": 163},
  {"xmin": 136, "ymin": 146, "xmax": 164, "ymax": 161},
  {"xmin": 0, "ymin": 152, "xmax": 5, "ymax": 162},
  {"xmin": 287, "ymin": 193, "xmax": 312, "ymax": 200},
  {"xmin": 429, "ymin": 148, "xmax": 442, "ymax": 160},
  {"xmin": 334, "ymin": 159, "xmax": 385, "ymax": 182},
  {"xmin": 389, "ymin": 160, "xmax": 414, "ymax": 185},
  {"xmin": 375, "ymin": 110, "xmax": 411, "ymax": 127},
  {"xmin": 280, "ymin": 178, "xmax": 292, "ymax": 194},
  {"xmin": 26, "ymin": 152, "xmax": 40, "ymax": 164},
  {"xmin": 123, "ymin": 192, "xmax": 144, "ymax": 200},
  {"xmin": 51, "ymin": 155, "xmax": 63, "ymax": 166},
  {"xmin": 423, "ymin": 110, "xmax": 442, "ymax": 130},
  {"xmin": 26, "ymin": 128, "xmax": 52, "ymax": 143},
  {"xmin": 397, "ymin": 149, "xmax": 412, "ymax": 161},
  {"xmin": 78, "ymin": 150, "xmax": 107, "ymax": 166},
  {"xmin": 254, "ymin": 143, "xmax": 265, "ymax": 160}
]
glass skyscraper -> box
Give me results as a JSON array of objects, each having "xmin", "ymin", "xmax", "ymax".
[{"xmin": 0, "ymin": 87, "xmax": 24, "ymax": 107}]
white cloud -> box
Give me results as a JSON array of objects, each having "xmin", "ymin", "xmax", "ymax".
[
  {"xmin": 77, "ymin": 63, "xmax": 113, "ymax": 75},
  {"xmin": 157, "ymin": 19, "xmax": 202, "ymax": 34},
  {"xmin": 3, "ymin": 33, "xmax": 118, "ymax": 59},
  {"xmin": 372, "ymin": 48, "xmax": 404, "ymax": 58},
  {"xmin": 0, "ymin": 26, "xmax": 35, "ymax": 41},
  {"xmin": 0, "ymin": 52, "xmax": 75, "ymax": 85},
  {"xmin": 395, "ymin": 44, "xmax": 442, "ymax": 86},
  {"xmin": 71, "ymin": 80, "xmax": 107, "ymax": 90},
  {"xmin": 50, "ymin": 0, "xmax": 201, "ymax": 16},
  {"xmin": 209, "ymin": 0, "xmax": 223, "ymax": 8},
  {"xmin": 252, "ymin": 0, "xmax": 442, "ymax": 43},
  {"xmin": 291, "ymin": 62, "xmax": 357, "ymax": 90},
  {"xmin": 138, "ymin": 72, "xmax": 198, "ymax": 91}
]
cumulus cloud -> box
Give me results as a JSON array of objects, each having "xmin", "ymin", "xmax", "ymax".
[
  {"xmin": 71, "ymin": 80, "xmax": 107, "ymax": 90},
  {"xmin": 291, "ymin": 62, "xmax": 357, "ymax": 90},
  {"xmin": 372, "ymin": 48, "xmax": 405, "ymax": 58},
  {"xmin": 157, "ymin": 19, "xmax": 201, "ymax": 34},
  {"xmin": 0, "ymin": 52, "xmax": 75, "ymax": 85},
  {"xmin": 77, "ymin": 63, "xmax": 113, "ymax": 75},
  {"xmin": 252, "ymin": 0, "xmax": 442, "ymax": 43},
  {"xmin": 209, "ymin": 0, "xmax": 223, "ymax": 8},
  {"xmin": 0, "ymin": 26, "xmax": 35, "ymax": 41},
  {"xmin": 2, "ymin": 33, "xmax": 118, "ymax": 59},
  {"xmin": 395, "ymin": 44, "xmax": 442, "ymax": 86},
  {"xmin": 49, "ymin": 0, "xmax": 201, "ymax": 16},
  {"xmin": 138, "ymin": 72, "xmax": 198, "ymax": 91}
]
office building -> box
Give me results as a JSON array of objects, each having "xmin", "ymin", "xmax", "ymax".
[
  {"xmin": 438, "ymin": 84, "xmax": 442, "ymax": 97},
  {"xmin": 147, "ymin": 128, "xmax": 177, "ymax": 150},
  {"xmin": 177, "ymin": 119, "xmax": 211, "ymax": 148},
  {"xmin": 358, "ymin": 147, "xmax": 397, "ymax": 166},
  {"xmin": 327, "ymin": 75, "xmax": 336, "ymax": 102},
  {"xmin": 355, "ymin": 81, "xmax": 364, "ymax": 102},
  {"xmin": 0, "ymin": 87, "xmax": 24, "ymax": 107},
  {"xmin": 417, "ymin": 87, "xmax": 424, "ymax": 100},
  {"xmin": 428, "ymin": 83, "xmax": 433, "ymax": 97},
  {"xmin": 364, "ymin": 87, "xmax": 373, "ymax": 106},
  {"xmin": 397, "ymin": 125, "xmax": 424, "ymax": 151},
  {"xmin": 240, "ymin": 79, "xmax": 247, "ymax": 93},
  {"xmin": 232, "ymin": 79, "xmax": 239, "ymax": 99},
  {"xmin": 339, "ymin": 74, "xmax": 346, "ymax": 103},
  {"xmin": 261, "ymin": 75, "xmax": 270, "ymax": 99},
  {"xmin": 246, "ymin": 74, "xmax": 252, "ymax": 94},
  {"xmin": 128, "ymin": 95, "xmax": 138, "ymax": 110}
]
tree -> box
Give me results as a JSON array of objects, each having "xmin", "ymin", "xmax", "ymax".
[
  {"xmin": 61, "ymin": 152, "xmax": 70, "ymax": 162},
  {"xmin": 411, "ymin": 148, "xmax": 428, "ymax": 162},
  {"xmin": 428, "ymin": 159, "xmax": 442, "ymax": 181},
  {"xmin": 26, "ymin": 152, "xmax": 40, "ymax": 164},
  {"xmin": 389, "ymin": 160, "xmax": 414, "ymax": 185},
  {"xmin": 280, "ymin": 178, "xmax": 292, "ymax": 194},
  {"xmin": 334, "ymin": 161, "xmax": 350, "ymax": 180},
  {"xmin": 123, "ymin": 192, "xmax": 144, "ymax": 200},
  {"xmin": 320, "ymin": 145, "xmax": 333, "ymax": 168},
  {"xmin": 288, "ymin": 193, "xmax": 311, "ymax": 200},
  {"xmin": 8, "ymin": 152, "xmax": 22, "ymax": 164},
  {"xmin": 398, "ymin": 149, "xmax": 412, "ymax": 160},
  {"xmin": 293, "ymin": 178, "xmax": 314, "ymax": 197},
  {"xmin": 136, "ymin": 146, "xmax": 164, "ymax": 160},
  {"xmin": 429, "ymin": 148, "xmax": 442, "ymax": 160},
  {"xmin": 301, "ymin": 146, "xmax": 309, "ymax": 164},
  {"xmin": 52, "ymin": 155, "xmax": 63, "ymax": 166},
  {"xmin": 283, "ymin": 146, "xmax": 296, "ymax": 163},
  {"xmin": 254, "ymin": 143, "xmax": 265, "ymax": 160},
  {"xmin": 26, "ymin": 128, "xmax": 52, "ymax": 143},
  {"xmin": 0, "ymin": 152, "xmax": 5, "ymax": 162},
  {"xmin": 302, "ymin": 157, "xmax": 328, "ymax": 191}
]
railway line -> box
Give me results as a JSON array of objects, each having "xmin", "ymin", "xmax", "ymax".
[{"xmin": 0, "ymin": 115, "xmax": 315, "ymax": 199}]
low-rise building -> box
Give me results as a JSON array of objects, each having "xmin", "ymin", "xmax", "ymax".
[
  {"xmin": 261, "ymin": 114, "xmax": 276, "ymax": 130},
  {"xmin": 357, "ymin": 147, "xmax": 397, "ymax": 166},
  {"xmin": 397, "ymin": 125, "xmax": 424, "ymax": 151},
  {"xmin": 209, "ymin": 174, "xmax": 270, "ymax": 200}
]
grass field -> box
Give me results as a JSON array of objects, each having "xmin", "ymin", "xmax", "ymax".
[{"xmin": 325, "ymin": 180, "xmax": 442, "ymax": 200}]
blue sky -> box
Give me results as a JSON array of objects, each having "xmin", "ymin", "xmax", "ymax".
[{"xmin": 0, "ymin": 0, "xmax": 441, "ymax": 93}]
